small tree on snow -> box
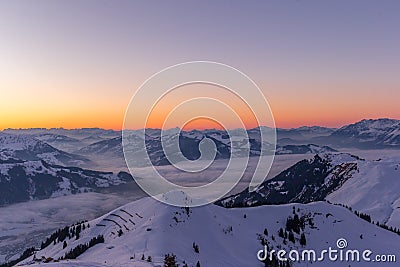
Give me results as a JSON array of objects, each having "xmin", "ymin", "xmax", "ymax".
[
  {"xmin": 163, "ymin": 253, "xmax": 178, "ymax": 267},
  {"xmin": 300, "ymin": 233, "xmax": 306, "ymax": 246},
  {"xmin": 193, "ymin": 242, "xmax": 200, "ymax": 253}
]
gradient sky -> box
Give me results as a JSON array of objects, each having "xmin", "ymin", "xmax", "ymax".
[{"xmin": 1, "ymin": 0, "xmax": 399, "ymax": 130}]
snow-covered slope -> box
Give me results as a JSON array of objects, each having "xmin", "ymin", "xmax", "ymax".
[
  {"xmin": 0, "ymin": 159, "xmax": 131, "ymax": 205},
  {"xmin": 217, "ymin": 153, "xmax": 359, "ymax": 207},
  {"xmin": 217, "ymin": 152, "xmax": 400, "ymax": 229},
  {"xmin": 15, "ymin": 194, "xmax": 400, "ymax": 267},
  {"xmin": 0, "ymin": 133, "xmax": 88, "ymax": 167},
  {"xmin": 326, "ymin": 155, "xmax": 400, "ymax": 228}
]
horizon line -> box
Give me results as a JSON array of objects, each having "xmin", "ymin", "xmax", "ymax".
[{"xmin": 1, "ymin": 117, "xmax": 398, "ymax": 132}]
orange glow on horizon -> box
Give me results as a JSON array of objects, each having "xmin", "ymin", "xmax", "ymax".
[{"xmin": 1, "ymin": 82, "xmax": 399, "ymax": 131}]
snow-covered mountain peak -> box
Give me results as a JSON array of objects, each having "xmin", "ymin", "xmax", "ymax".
[
  {"xmin": 346, "ymin": 118, "xmax": 399, "ymax": 135},
  {"xmin": 161, "ymin": 190, "xmax": 193, "ymax": 206},
  {"xmin": 357, "ymin": 118, "xmax": 400, "ymax": 129},
  {"xmin": 320, "ymin": 152, "xmax": 361, "ymax": 167}
]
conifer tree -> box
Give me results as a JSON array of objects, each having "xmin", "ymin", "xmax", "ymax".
[{"xmin": 300, "ymin": 233, "xmax": 306, "ymax": 246}]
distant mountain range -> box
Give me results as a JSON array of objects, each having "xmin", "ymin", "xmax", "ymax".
[
  {"xmin": 0, "ymin": 118, "xmax": 398, "ymax": 205},
  {"xmin": 72, "ymin": 118, "xmax": 399, "ymax": 167},
  {"xmin": 3, "ymin": 119, "xmax": 399, "ymax": 162},
  {"xmin": 2, "ymin": 128, "xmax": 120, "ymax": 153}
]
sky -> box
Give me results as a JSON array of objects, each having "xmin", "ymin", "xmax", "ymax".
[{"xmin": 0, "ymin": 0, "xmax": 399, "ymax": 130}]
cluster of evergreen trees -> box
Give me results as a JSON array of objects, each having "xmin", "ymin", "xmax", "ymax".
[
  {"xmin": 0, "ymin": 247, "xmax": 35, "ymax": 267},
  {"xmin": 264, "ymin": 257, "xmax": 291, "ymax": 267},
  {"xmin": 62, "ymin": 235, "xmax": 104, "ymax": 260},
  {"xmin": 257, "ymin": 228, "xmax": 291, "ymax": 267},
  {"xmin": 40, "ymin": 226, "xmax": 70, "ymax": 249},
  {"xmin": 279, "ymin": 228, "xmax": 305, "ymax": 245},
  {"xmin": 354, "ymin": 210, "xmax": 372, "ymax": 223},
  {"xmin": 285, "ymin": 213, "xmax": 305, "ymax": 234},
  {"xmin": 163, "ymin": 253, "xmax": 178, "ymax": 267},
  {"xmin": 376, "ymin": 221, "xmax": 400, "ymax": 235},
  {"xmin": 276, "ymin": 208, "xmax": 308, "ymax": 246},
  {"xmin": 258, "ymin": 240, "xmax": 291, "ymax": 267},
  {"xmin": 163, "ymin": 253, "xmax": 200, "ymax": 267},
  {"xmin": 40, "ymin": 221, "xmax": 89, "ymax": 250},
  {"xmin": 331, "ymin": 202, "xmax": 400, "ymax": 236},
  {"xmin": 1, "ymin": 221, "xmax": 91, "ymax": 267}
]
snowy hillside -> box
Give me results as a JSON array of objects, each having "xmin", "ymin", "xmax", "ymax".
[
  {"xmin": 218, "ymin": 152, "xmax": 400, "ymax": 229},
  {"xmin": 217, "ymin": 153, "xmax": 359, "ymax": 207},
  {"xmin": 0, "ymin": 133, "xmax": 88, "ymax": 167},
  {"xmin": 326, "ymin": 154, "xmax": 400, "ymax": 227},
  {"xmin": 0, "ymin": 159, "xmax": 131, "ymax": 205},
  {"xmin": 13, "ymin": 194, "xmax": 400, "ymax": 267}
]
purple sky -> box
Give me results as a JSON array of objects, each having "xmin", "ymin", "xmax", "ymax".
[{"xmin": 0, "ymin": 0, "xmax": 399, "ymax": 129}]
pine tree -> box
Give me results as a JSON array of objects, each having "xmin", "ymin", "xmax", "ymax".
[
  {"xmin": 278, "ymin": 228, "xmax": 284, "ymax": 238},
  {"xmin": 147, "ymin": 256, "xmax": 152, "ymax": 262},
  {"xmin": 196, "ymin": 260, "xmax": 201, "ymax": 267},
  {"xmin": 63, "ymin": 241, "xmax": 67, "ymax": 249},
  {"xmin": 264, "ymin": 228, "xmax": 268, "ymax": 236},
  {"xmin": 293, "ymin": 214, "xmax": 300, "ymax": 233},
  {"xmin": 300, "ymin": 233, "xmax": 306, "ymax": 246},
  {"xmin": 193, "ymin": 242, "xmax": 199, "ymax": 253},
  {"xmin": 141, "ymin": 254, "xmax": 145, "ymax": 261},
  {"xmin": 288, "ymin": 231, "xmax": 295, "ymax": 243}
]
